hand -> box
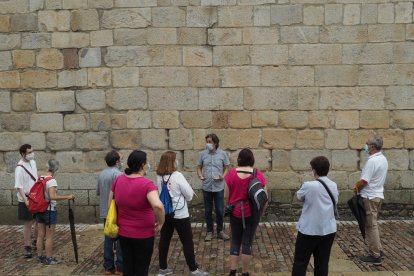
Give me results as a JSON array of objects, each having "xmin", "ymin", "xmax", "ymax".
[
  {"xmin": 213, "ymin": 175, "xmax": 223, "ymax": 181},
  {"xmin": 354, "ymin": 180, "xmax": 366, "ymax": 193},
  {"xmin": 68, "ymin": 194, "xmax": 75, "ymax": 200},
  {"xmin": 24, "ymin": 200, "xmax": 29, "ymax": 207},
  {"xmin": 199, "ymin": 175, "xmax": 205, "ymax": 180},
  {"xmin": 154, "ymin": 222, "xmax": 163, "ymax": 234}
]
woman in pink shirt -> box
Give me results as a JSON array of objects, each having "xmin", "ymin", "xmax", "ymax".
[
  {"xmin": 224, "ymin": 148, "xmax": 267, "ymax": 276},
  {"xmin": 109, "ymin": 150, "xmax": 164, "ymax": 276}
]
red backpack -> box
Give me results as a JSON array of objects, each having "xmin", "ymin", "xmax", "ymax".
[{"xmin": 27, "ymin": 176, "xmax": 53, "ymax": 214}]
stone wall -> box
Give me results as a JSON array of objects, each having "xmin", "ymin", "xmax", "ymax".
[{"xmin": 1, "ymin": 0, "xmax": 414, "ymax": 224}]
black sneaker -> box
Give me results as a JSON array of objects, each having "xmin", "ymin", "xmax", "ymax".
[
  {"xmin": 32, "ymin": 239, "xmax": 37, "ymax": 250},
  {"xmin": 42, "ymin": 256, "xmax": 59, "ymax": 265},
  {"xmin": 359, "ymin": 255, "xmax": 383, "ymax": 266},
  {"xmin": 37, "ymin": 255, "xmax": 46, "ymax": 263},
  {"xmin": 24, "ymin": 246, "xmax": 32, "ymax": 258}
]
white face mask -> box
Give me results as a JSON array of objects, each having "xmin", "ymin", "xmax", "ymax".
[{"xmin": 26, "ymin": 153, "xmax": 35, "ymax": 161}]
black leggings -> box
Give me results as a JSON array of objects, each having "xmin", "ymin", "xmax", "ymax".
[
  {"xmin": 229, "ymin": 215, "xmax": 259, "ymax": 256},
  {"xmin": 119, "ymin": 235, "xmax": 154, "ymax": 276},
  {"xmin": 159, "ymin": 216, "xmax": 198, "ymax": 272}
]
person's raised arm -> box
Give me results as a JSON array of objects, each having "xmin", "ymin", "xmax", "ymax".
[{"xmin": 147, "ymin": 190, "xmax": 165, "ymax": 232}]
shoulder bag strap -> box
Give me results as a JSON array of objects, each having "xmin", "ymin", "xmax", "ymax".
[
  {"xmin": 316, "ymin": 179, "xmax": 339, "ymax": 218},
  {"xmin": 17, "ymin": 164, "xmax": 36, "ymax": 182}
]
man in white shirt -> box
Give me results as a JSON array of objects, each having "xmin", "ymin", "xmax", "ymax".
[
  {"xmin": 292, "ymin": 156, "xmax": 338, "ymax": 276},
  {"xmin": 14, "ymin": 144, "xmax": 38, "ymax": 258},
  {"xmin": 354, "ymin": 135, "xmax": 388, "ymax": 265}
]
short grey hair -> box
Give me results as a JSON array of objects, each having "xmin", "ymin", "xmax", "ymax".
[
  {"xmin": 46, "ymin": 159, "xmax": 60, "ymax": 173},
  {"xmin": 371, "ymin": 135, "xmax": 383, "ymax": 150}
]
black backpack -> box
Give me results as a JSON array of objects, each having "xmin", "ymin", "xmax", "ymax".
[{"xmin": 247, "ymin": 169, "xmax": 268, "ymax": 215}]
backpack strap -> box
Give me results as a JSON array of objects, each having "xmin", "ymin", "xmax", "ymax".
[
  {"xmin": 316, "ymin": 179, "xmax": 339, "ymax": 219},
  {"xmin": 17, "ymin": 164, "xmax": 36, "ymax": 182}
]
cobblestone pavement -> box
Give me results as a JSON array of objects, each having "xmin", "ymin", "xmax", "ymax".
[{"xmin": 0, "ymin": 221, "xmax": 412, "ymax": 276}]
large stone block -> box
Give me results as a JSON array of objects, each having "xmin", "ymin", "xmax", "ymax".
[
  {"xmin": 106, "ymin": 88, "xmax": 147, "ymax": 110},
  {"xmin": 181, "ymin": 111, "xmax": 212, "ymax": 128},
  {"xmin": 331, "ymin": 150, "xmax": 359, "ymax": 171},
  {"xmin": 90, "ymin": 30, "xmax": 113, "ymax": 47},
  {"xmin": 177, "ymin": 28, "xmax": 207, "ymax": 45},
  {"xmin": 12, "ymin": 92, "xmax": 34, "ymax": 111},
  {"xmin": 243, "ymin": 27, "xmax": 278, "ymax": 44},
  {"xmin": 385, "ymin": 86, "xmax": 414, "ymax": 110},
  {"xmin": 343, "ymin": 43, "xmax": 393, "ymax": 64},
  {"xmin": 114, "ymin": 0, "xmax": 156, "ymax": 7},
  {"xmin": 335, "ymin": 111, "xmax": 359, "ymax": 129},
  {"xmin": 55, "ymin": 151, "xmax": 84, "ymax": 173},
  {"xmin": 111, "ymin": 114, "xmax": 127, "ymax": 130},
  {"xmin": 102, "ymin": 8, "xmax": 151, "ymax": 28},
  {"xmin": 71, "ymin": 9, "xmax": 99, "ymax": 31},
  {"xmin": 210, "ymin": 129, "xmax": 240, "ymax": 150},
  {"xmin": 188, "ymin": 67, "xmax": 220, "ymax": 87},
  {"xmin": 164, "ymin": 46, "xmax": 182, "ymax": 66},
  {"xmin": 218, "ymin": 6, "xmax": 252, "ymax": 27},
  {"xmin": 52, "ymin": 32, "xmax": 89, "ymax": 48},
  {"xmin": 184, "ymin": 46, "xmax": 212, "ymax": 66},
  {"xmin": 0, "ymin": 114, "xmax": 29, "ymax": 132},
  {"xmin": 114, "ymin": 29, "xmax": 147, "ymax": 46},
  {"xmin": 315, "ymin": 65, "xmax": 358, "ymax": 86},
  {"xmin": 252, "ymin": 111, "xmax": 277, "ymax": 127},
  {"xmin": 384, "ymin": 190, "xmax": 411, "ymax": 204},
  {"xmin": 325, "ymin": 4, "xmax": 342, "ymax": 25},
  {"xmin": 38, "ymin": 10, "xmax": 70, "ymax": 32},
  {"xmin": 110, "ymin": 130, "xmax": 141, "ymax": 149},
  {"xmin": 279, "ymin": 111, "xmax": 308, "ymax": 128},
  {"xmin": 265, "ymin": 172, "xmax": 302, "ymax": 190},
  {"xmin": 0, "ymin": 71, "xmax": 20, "ymax": 88},
  {"xmin": 127, "ymin": 110, "xmax": 151, "ymax": 129},
  {"xmin": 75, "ymin": 89, "xmax": 106, "ymax": 111},
  {"xmin": 152, "ymin": 7, "xmax": 185, "ymax": 27},
  {"xmin": 22, "ymin": 33, "xmax": 51, "ymax": 49},
  {"xmin": 62, "ymin": 0, "xmax": 87, "ymax": 9},
  {"xmin": 253, "ymin": 5, "xmax": 270, "ymax": 27},
  {"xmin": 361, "ymin": 4, "xmax": 377, "ymax": 24},
  {"xmin": 290, "ymin": 150, "xmax": 330, "ymax": 171},
  {"xmin": 0, "ymin": 51, "xmax": 12, "ymax": 71},
  {"xmin": 90, "ymin": 113, "xmax": 111, "ymax": 131},
  {"xmin": 228, "ymin": 111, "xmax": 251, "ymax": 129},
  {"xmin": 169, "ymin": 129, "xmax": 193, "ymax": 150},
  {"xmin": 303, "ymin": 5, "xmax": 324, "ymax": 25},
  {"xmin": 207, "ymin": 28, "xmax": 241, "ymax": 45},
  {"xmin": 11, "ymin": 14, "xmax": 37, "ymax": 32},
  {"xmin": 212, "ymin": 111, "xmax": 228, "ymax": 128},
  {"xmin": 377, "ymin": 129, "xmax": 404, "ymax": 149},
  {"xmin": 0, "ymin": 189, "xmax": 12, "ymax": 205},
  {"xmin": 378, "ymin": 3, "xmax": 394, "ymax": 24},
  {"xmin": 0, "ymin": 133, "xmax": 21, "ymax": 151},
  {"xmin": 46, "ymin": 132, "xmax": 75, "ymax": 151},
  {"xmin": 320, "ymin": 87, "xmax": 385, "ymax": 110},
  {"xmin": 79, "ymin": 48, "xmax": 101, "ymax": 68},
  {"xmin": 12, "ymin": 50, "xmax": 34, "ymax": 68},
  {"xmin": 394, "ymin": 42, "xmax": 414, "ymax": 64},
  {"xmin": 272, "ymin": 150, "xmax": 290, "ymax": 171},
  {"xmin": 148, "ymin": 88, "xmax": 197, "ymax": 110},
  {"xmin": 251, "ymin": 45, "xmax": 288, "ymax": 65},
  {"xmin": 36, "ymin": 90, "xmax": 75, "ymax": 113},
  {"xmin": 63, "ymin": 48, "xmax": 79, "ymax": 69},
  {"xmin": 36, "ymin": 48, "xmax": 63, "ymax": 70},
  {"xmin": 270, "ymin": 4, "xmax": 302, "ymax": 26},
  {"xmin": 401, "ymin": 171, "xmax": 414, "ymax": 189},
  {"xmin": 0, "ymin": 91, "xmax": 10, "ymax": 112},
  {"xmin": 325, "ymin": 129, "xmax": 348, "ymax": 150},
  {"xmin": 320, "ymin": 26, "xmax": 367, "ymax": 43},
  {"xmin": 360, "ymin": 111, "xmax": 389, "ymax": 129},
  {"xmin": 64, "ymin": 114, "xmax": 87, "ymax": 131},
  {"xmin": 368, "ymin": 24, "xmax": 405, "ymax": 42},
  {"xmin": 147, "ymin": 28, "xmax": 177, "ymax": 45},
  {"xmin": 0, "ymin": 16, "xmax": 10, "ymax": 32},
  {"xmin": 140, "ymin": 67, "xmax": 188, "ymax": 87},
  {"xmin": 404, "ymin": 130, "xmax": 414, "ymax": 149},
  {"xmin": 244, "ymin": 87, "xmax": 297, "ymax": 110},
  {"xmin": 212, "ymin": 46, "xmax": 248, "ymax": 66},
  {"xmin": 262, "ymin": 129, "xmax": 296, "ymax": 149},
  {"xmin": 309, "ymin": 111, "xmax": 334, "ymax": 129},
  {"xmin": 112, "ymin": 67, "xmax": 139, "ymax": 87},
  {"xmin": 152, "ymin": 111, "xmax": 179, "ymax": 129},
  {"xmin": 221, "ymin": 66, "xmax": 260, "ymax": 87},
  {"xmin": 199, "ymin": 88, "xmax": 243, "ymax": 111},
  {"xmin": 280, "ymin": 26, "xmax": 319, "ymax": 44},
  {"xmin": 298, "ymin": 87, "xmax": 318, "ymax": 110},
  {"xmin": 296, "ymin": 130, "xmax": 324, "ymax": 149},
  {"xmin": 359, "ymin": 64, "xmax": 414, "ymax": 86},
  {"xmin": 76, "ymin": 132, "xmax": 109, "ymax": 150},
  {"xmin": 141, "ymin": 129, "xmax": 168, "ymax": 149},
  {"xmin": 395, "ymin": 2, "xmax": 413, "ymax": 23},
  {"xmin": 87, "ymin": 68, "xmax": 111, "ymax": 87},
  {"xmin": 201, "ymin": 0, "xmax": 236, "ymax": 5},
  {"xmin": 21, "ymin": 70, "xmax": 56, "ymax": 89},
  {"xmin": 343, "ymin": 4, "xmax": 360, "ymax": 25},
  {"xmin": 0, "ymin": 34, "xmax": 20, "ymax": 50},
  {"xmin": 30, "ymin": 113, "xmax": 63, "ymax": 132},
  {"xmin": 261, "ymin": 66, "xmax": 314, "ymax": 87},
  {"xmin": 290, "ymin": 44, "xmax": 341, "ymax": 65},
  {"xmin": 183, "ymin": 150, "xmax": 199, "ymax": 171},
  {"xmin": 58, "ymin": 69, "xmax": 87, "ymax": 88},
  {"xmin": 349, "ymin": 130, "xmax": 375, "ymax": 150},
  {"xmin": 186, "ymin": 6, "xmax": 217, "ymax": 27},
  {"xmin": 83, "ymin": 151, "xmax": 107, "ymax": 173},
  {"xmin": 239, "ymin": 129, "xmax": 261, "ymax": 149}
]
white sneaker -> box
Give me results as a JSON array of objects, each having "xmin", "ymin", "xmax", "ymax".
[
  {"xmin": 191, "ymin": 268, "xmax": 210, "ymax": 276},
  {"xmin": 158, "ymin": 268, "xmax": 173, "ymax": 275}
]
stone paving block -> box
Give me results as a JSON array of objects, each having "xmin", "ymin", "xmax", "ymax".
[
  {"xmin": 164, "ymin": 46, "xmax": 182, "ymax": 65},
  {"xmin": 71, "ymin": 9, "xmax": 99, "ymax": 31},
  {"xmin": 76, "ymin": 89, "xmax": 106, "ymax": 111},
  {"xmin": 38, "ymin": 10, "xmax": 70, "ymax": 31},
  {"xmin": 266, "ymin": 171, "xmax": 301, "ymax": 190},
  {"xmin": 199, "ymin": 88, "xmax": 243, "ymax": 110},
  {"xmin": 36, "ymin": 90, "xmax": 75, "ymax": 112},
  {"xmin": 0, "ymin": 34, "xmax": 20, "ymax": 50},
  {"xmin": 148, "ymin": 88, "xmax": 197, "ymax": 110},
  {"xmin": 106, "ymin": 88, "xmax": 147, "ymax": 110},
  {"xmin": 64, "ymin": 114, "xmax": 87, "ymax": 131},
  {"xmin": 21, "ymin": 70, "xmax": 57, "ymax": 88},
  {"xmin": 152, "ymin": 7, "xmax": 185, "ymax": 27},
  {"xmin": 83, "ymin": 151, "xmax": 107, "ymax": 172},
  {"xmin": 0, "ymin": 0, "xmax": 29, "ymax": 14},
  {"xmin": 87, "ymin": 68, "xmax": 111, "ymax": 87},
  {"xmin": 228, "ymin": 111, "xmax": 251, "ymax": 129},
  {"xmin": 58, "ymin": 69, "xmax": 87, "ymax": 88},
  {"xmin": 208, "ymin": 28, "xmax": 242, "ymax": 45}
]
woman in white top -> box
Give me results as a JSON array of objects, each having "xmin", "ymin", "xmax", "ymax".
[
  {"xmin": 156, "ymin": 151, "xmax": 209, "ymax": 276},
  {"xmin": 292, "ymin": 156, "xmax": 339, "ymax": 276}
]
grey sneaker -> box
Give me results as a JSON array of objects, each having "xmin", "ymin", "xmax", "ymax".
[
  {"xmin": 204, "ymin": 232, "xmax": 213, "ymax": 241},
  {"xmin": 158, "ymin": 268, "xmax": 173, "ymax": 275},
  {"xmin": 191, "ymin": 268, "xmax": 210, "ymax": 276},
  {"xmin": 359, "ymin": 255, "xmax": 383, "ymax": 266},
  {"xmin": 217, "ymin": 231, "xmax": 230, "ymax": 240},
  {"xmin": 43, "ymin": 256, "xmax": 59, "ymax": 265}
]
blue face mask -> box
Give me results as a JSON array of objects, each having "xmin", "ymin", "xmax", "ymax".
[
  {"xmin": 364, "ymin": 144, "xmax": 369, "ymax": 153},
  {"xmin": 206, "ymin": 143, "xmax": 214, "ymax": 151}
]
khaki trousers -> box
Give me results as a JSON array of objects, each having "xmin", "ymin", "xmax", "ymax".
[{"xmin": 363, "ymin": 197, "xmax": 382, "ymax": 258}]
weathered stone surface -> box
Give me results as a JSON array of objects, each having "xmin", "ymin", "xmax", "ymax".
[
  {"xmin": 22, "ymin": 33, "xmax": 51, "ymax": 49},
  {"xmin": 343, "ymin": 4, "xmax": 360, "ymax": 25},
  {"xmin": 385, "ymin": 86, "xmax": 414, "ymax": 110},
  {"xmin": 343, "ymin": 43, "xmax": 392, "ymax": 65},
  {"xmin": 111, "ymin": 114, "xmax": 127, "ymax": 130},
  {"xmin": 0, "ymin": 91, "xmax": 11, "ymax": 112},
  {"xmin": 186, "ymin": 6, "xmax": 217, "ymax": 27},
  {"xmin": 105, "ymin": 46, "xmax": 164, "ymax": 67},
  {"xmin": 360, "ymin": 111, "xmax": 389, "ymax": 129},
  {"xmin": 217, "ymin": 6, "xmax": 253, "ymax": 27},
  {"xmin": 12, "ymin": 92, "xmax": 34, "ymax": 112},
  {"xmin": 261, "ymin": 66, "xmax": 314, "ymax": 87},
  {"xmin": 36, "ymin": 48, "xmax": 63, "ymax": 70},
  {"xmin": 210, "ymin": 129, "xmax": 240, "ymax": 150},
  {"xmin": 30, "ymin": 113, "xmax": 63, "ymax": 132},
  {"xmin": 47, "ymin": 132, "xmax": 75, "ymax": 150},
  {"xmin": 181, "ymin": 111, "xmax": 212, "ymax": 128},
  {"xmin": 0, "ymin": 16, "xmax": 11, "ymax": 32},
  {"xmin": 335, "ymin": 111, "xmax": 359, "ymax": 129},
  {"xmin": 90, "ymin": 30, "xmax": 113, "ymax": 47},
  {"xmin": 245, "ymin": 87, "xmax": 297, "ymax": 110},
  {"xmin": 0, "ymin": 34, "xmax": 20, "ymax": 50},
  {"xmin": 36, "ymin": 90, "xmax": 75, "ymax": 112},
  {"xmin": 243, "ymin": 27, "xmax": 278, "ymax": 44},
  {"xmin": 266, "ymin": 171, "xmax": 301, "ymax": 190},
  {"xmin": 107, "ymin": 88, "xmax": 147, "ymax": 110},
  {"xmin": 325, "ymin": 129, "xmax": 348, "ymax": 149},
  {"xmin": 169, "ymin": 129, "xmax": 193, "ymax": 150},
  {"xmin": 320, "ymin": 26, "xmax": 367, "ymax": 43},
  {"xmin": 147, "ymin": 28, "xmax": 177, "ymax": 44},
  {"xmin": 184, "ymin": 46, "xmax": 212, "ymax": 66},
  {"xmin": 0, "ymin": 114, "xmax": 29, "ymax": 131},
  {"xmin": 148, "ymin": 88, "xmax": 197, "ymax": 110},
  {"xmin": 126, "ymin": 110, "xmax": 151, "ymax": 129},
  {"xmin": 394, "ymin": 42, "xmax": 414, "ymax": 64},
  {"xmin": 331, "ymin": 150, "xmax": 358, "ymax": 171},
  {"xmin": 213, "ymin": 46, "xmax": 249, "ymax": 66},
  {"xmin": 83, "ymin": 151, "xmax": 107, "ymax": 173},
  {"xmin": 112, "ymin": 67, "xmax": 139, "ymax": 87},
  {"xmin": 296, "ymin": 130, "xmax": 324, "ymax": 149},
  {"xmin": 71, "ymin": 9, "xmax": 99, "ymax": 31},
  {"xmin": 279, "ymin": 111, "xmax": 308, "ymax": 128},
  {"xmin": 369, "ymin": 24, "xmax": 405, "ymax": 42},
  {"xmin": 177, "ymin": 28, "xmax": 207, "ymax": 45},
  {"xmin": 110, "ymin": 130, "xmax": 140, "ymax": 149},
  {"xmin": 188, "ymin": 67, "xmax": 220, "ymax": 87},
  {"xmin": 76, "ymin": 89, "xmax": 106, "ymax": 111},
  {"xmin": 0, "ymin": 133, "xmax": 21, "ymax": 151},
  {"xmin": 0, "ymin": 51, "xmax": 12, "ymax": 71},
  {"xmin": 262, "ymin": 129, "xmax": 296, "ymax": 149},
  {"xmin": 199, "ymin": 88, "xmax": 243, "ymax": 110},
  {"xmin": 141, "ymin": 129, "xmax": 168, "ymax": 149},
  {"xmin": 152, "ymin": 111, "xmax": 179, "ymax": 129},
  {"xmin": 64, "ymin": 114, "xmax": 87, "ymax": 131},
  {"xmin": 114, "ymin": 0, "xmax": 156, "ymax": 7},
  {"xmin": 378, "ymin": 3, "xmax": 394, "ymax": 24},
  {"xmin": 228, "ymin": 111, "xmax": 251, "ymax": 129},
  {"xmin": 395, "ymin": 2, "xmax": 413, "ymax": 23},
  {"xmin": 221, "ymin": 66, "xmax": 260, "ymax": 87},
  {"xmin": 290, "ymin": 44, "xmax": 342, "ymax": 65},
  {"xmin": 320, "ymin": 87, "xmax": 385, "ymax": 110},
  {"xmin": 290, "ymin": 150, "xmax": 330, "ymax": 171},
  {"xmin": 270, "ymin": 4, "xmax": 302, "ymax": 26},
  {"xmin": 21, "ymin": 70, "xmax": 56, "ymax": 88},
  {"xmin": 280, "ymin": 26, "xmax": 319, "ymax": 43},
  {"xmin": 90, "ymin": 113, "xmax": 111, "ymax": 131},
  {"xmin": 207, "ymin": 28, "xmax": 241, "ymax": 45},
  {"xmin": 12, "ymin": 50, "xmax": 34, "ymax": 68},
  {"xmin": 62, "ymin": 0, "xmax": 88, "ymax": 9},
  {"xmin": 251, "ymin": 45, "xmax": 288, "ymax": 65},
  {"xmin": 212, "ymin": 111, "xmax": 228, "ymax": 129},
  {"xmin": 315, "ymin": 65, "xmax": 358, "ymax": 86},
  {"xmin": 38, "ymin": 10, "xmax": 70, "ymax": 32},
  {"xmin": 52, "ymin": 32, "xmax": 89, "ymax": 48},
  {"xmin": 152, "ymin": 7, "xmax": 185, "ymax": 27},
  {"xmin": 164, "ymin": 46, "xmax": 182, "ymax": 65},
  {"xmin": 0, "ymin": 71, "xmax": 20, "ymax": 88},
  {"xmin": 325, "ymin": 4, "xmax": 342, "ymax": 25},
  {"xmin": 272, "ymin": 150, "xmax": 289, "ymax": 171},
  {"xmin": 56, "ymin": 151, "xmax": 84, "ymax": 173},
  {"xmin": 383, "ymin": 149, "xmax": 409, "ymax": 170},
  {"xmin": 114, "ymin": 29, "xmax": 147, "ymax": 45},
  {"xmin": 404, "ymin": 130, "xmax": 414, "ymax": 149},
  {"xmin": 58, "ymin": 69, "xmax": 87, "ymax": 88},
  {"xmin": 349, "ymin": 129, "xmax": 375, "ymax": 150},
  {"xmin": 76, "ymin": 132, "xmax": 109, "ymax": 150},
  {"xmin": 308, "ymin": 111, "xmax": 334, "ymax": 129},
  {"xmin": 390, "ymin": 111, "xmax": 414, "ymax": 129},
  {"xmin": 361, "ymin": 4, "xmax": 377, "ymax": 24},
  {"xmin": 303, "ymin": 5, "xmax": 324, "ymax": 25},
  {"xmin": 377, "ymin": 129, "xmax": 404, "ymax": 149},
  {"xmin": 79, "ymin": 48, "xmax": 101, "ymax": 68},
  {"xmin": 252, "ymin": 111, "xmax": 277, "ymax": 127},
  {"xmin": 11, "ymin": 14, "xmax": 37, "ymax": 32},
  {"xmin": 239, "ymin": 129, "xmax": 261, "ymax": 149},
  {"xmin": 140, "ymin": 67, "xmax": 188, "ymax": 87},
  {"xmin": 253, "ymin": 5, "xmax": 270, "ymax": 27},
  {"xmin": 87, "ymin": 68, "xmax": 111, "ymax": 87},
  {"xmin": 63, "ymin": 48, "xmax": 79, "ymax": 69},
  {"xmin": 298, "ymin": 87, "xmax": 318, "ymax": 110}
]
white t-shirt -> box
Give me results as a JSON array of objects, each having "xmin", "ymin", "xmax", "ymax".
[
  {"xmin": 14, "ymin": 160, "xmax": 38, "ymax": 202},
  {"xmin": 296, "ymin": 176, "xmax": 339, "ymax": 236},
  {"xmin": 360, "ymin": 152, "xmax": 388, "ymax": 200},
  {"xmin": 43, "ymin": 177, "xmax": 58, "ymax": 211},
  {"xmin": 157, "ymin": 172, "xmax": 194, "ymax": 219}
]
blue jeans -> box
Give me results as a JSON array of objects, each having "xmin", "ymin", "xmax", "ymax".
[
  {"xmin": 103, "ymin": 221, "xmax": 123, "ymax": 271},
  {"xmin": 203, "ymin": 190, "xmax": 224, "ymax": 233}
]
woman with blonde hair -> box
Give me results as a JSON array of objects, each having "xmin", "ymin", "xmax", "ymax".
[{"xmin": 156, "ymin": 151, "xmax": 209, "ymax": 276}]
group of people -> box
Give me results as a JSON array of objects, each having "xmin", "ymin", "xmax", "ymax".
[{"xmin": 14, "ymin": 133, "xmax": 388, "ymax": 276}]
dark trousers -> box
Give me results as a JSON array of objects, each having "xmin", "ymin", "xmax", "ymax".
[
  {"xmin": 230, "ymin": 215, "xmax": 259, "ymax": 256},
  {"xmin": 292, "ymin": 231, "xmax": 336, "ymax": 276},
  {"xmin": 159, "ymin": 216, "xmax": 198, "ymax": 272},
  {"xmin": 119, "ymin": 235, "xmax": 154, "ymax": 276},
  {"xmin": 203, "ymin": 190, "xmax": 224, "ymax": 233}
]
